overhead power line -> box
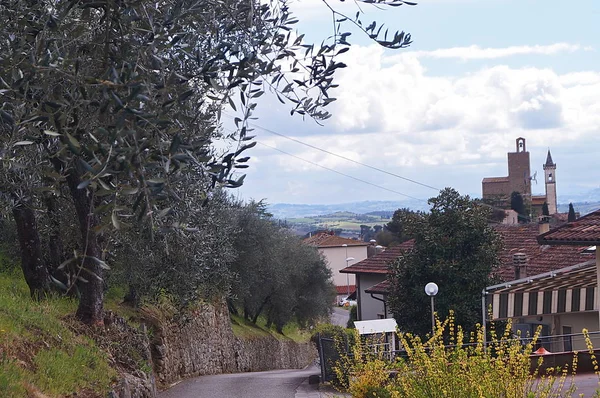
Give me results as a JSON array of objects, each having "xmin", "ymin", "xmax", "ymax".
[
  {"xmin": 256, "ymin": 141, "xmax": 428, "ymax": 202},
  {"xmin": 222, "ymin": 114, "xmax": 441, "ymax": 192},
  {"xmin": 222, "ymin": 118, "xmax": 531, "ymax": 222}
]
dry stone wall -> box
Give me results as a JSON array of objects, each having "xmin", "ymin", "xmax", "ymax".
[{"xmin": 147, "ymin": 300, "xmax": 315, "ymax": 387}]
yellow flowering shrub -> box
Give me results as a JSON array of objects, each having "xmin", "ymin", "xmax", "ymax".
[{"xmin": 333, "ymin": 312, "xmax": 596, "ymax": 398}]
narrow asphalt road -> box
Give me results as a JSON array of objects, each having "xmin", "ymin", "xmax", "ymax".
[
  {"xmin": 330, "ymin": 306, "xmax": 349, "ymax": 327},
  {"xmin": 159, "ymin": 365, "xmax": 321, "ymax": 398}
]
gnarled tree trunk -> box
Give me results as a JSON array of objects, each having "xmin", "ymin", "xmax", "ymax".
[
  {"xmin": 66, "ymin": 166, "xmax": 104, "ymax": 326},
  {"xmin": 12, "ymin": 203, "xmax": 51, "ymax": 299}
]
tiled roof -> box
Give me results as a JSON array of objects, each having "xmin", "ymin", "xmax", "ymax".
[
  {"xmin": 482, "ymin": 176, "xmax": 509, "ymax": 183},
  {"xmin": 493, "ymin": 224, "xmax": 593, "ymax": 281},
  {"xmin": 531, "ymin": 195, "xmax": 547, "ymax": 205},
  {"xmin": 365, "ymin": 280, "xmax": 390, "ymax": 294},
  {"xmin": 335, "ymin": 285, "xmax": 356, "ymax": 295},
  {"xmin": 303, "ymin": 232, "xmax": 370, "ymax": 248},
  {"xmin": 537, "ymin": 209, "xmax": 600, "ymax": 245},
  {"xmin": 340, "ymin": 240, "xmax": 415, "ymax": 275}
]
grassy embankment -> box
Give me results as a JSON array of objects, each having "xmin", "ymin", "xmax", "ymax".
[
  {"xmin": 230, "ymin": 314, "xmax": 311, "ymax": 343},
  {"xmin": 0, "ymin": 259, "xmax": 116, "ymax": 397},
  {"xmin": 0, "ymin": 247, "xmax": 312, "ymax": 397}
]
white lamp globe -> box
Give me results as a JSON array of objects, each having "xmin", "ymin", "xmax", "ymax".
[{"xmin": 425, "ymin": 282, "xmax": 438, "ymax": 296}]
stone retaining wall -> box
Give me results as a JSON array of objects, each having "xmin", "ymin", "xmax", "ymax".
[{"xmin": 146, "ymin": 300, "xmax": 315, "ymax": 387}]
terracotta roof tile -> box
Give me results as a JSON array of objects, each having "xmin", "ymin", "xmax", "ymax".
[
  {"xmin": 493, "ymin": 224, "xmax": 593, "ymax": 281},
  {"xmin": 335, "ymin": 285, "xmax": 356, "ymax": 295},
  {"xmin": 365, "ymin": 280, "xmax": 390, "ymax": 294},
  {"xmin": 340, "ymin": 240, "xmax": 415, "ymax": 275},
  {"xmin": 303, "ymin": 232, "xmax": 370, "ymax": 248},
  {"xmin": 538, "ymin": 209, "xmax": 600, "ymax": 245}
]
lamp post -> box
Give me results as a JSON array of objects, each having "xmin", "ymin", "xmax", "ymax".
[
  {"xmin": 345, "ymin": 257, "xmax": 355, "ymax": 297},
  {"xmin": 425, "ymin": 282, "xmax": 439, "ymax": 335}
]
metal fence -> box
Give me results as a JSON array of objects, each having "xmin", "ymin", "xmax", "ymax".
[{"xmin": 316, "ymin": 330, "xmax": 600, "ymax": 380}]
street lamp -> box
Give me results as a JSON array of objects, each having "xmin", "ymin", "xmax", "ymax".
[
  {"xmin": 345, "ymin": 257, "xmax": 355, "ymax": 297},
  {"xmin": 425, "ymin": 282, "xmax": 439, "ymax": 335}
]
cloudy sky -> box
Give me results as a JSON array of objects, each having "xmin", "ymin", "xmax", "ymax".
[{"xmin": 232, "ymin": 0, "xmax": 600, "ymax": 206}]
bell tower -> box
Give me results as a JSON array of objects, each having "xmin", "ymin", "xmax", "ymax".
[
  {"xmin": 507, "ymin": 137, "xmax": 531, "ymax": 199},
  {"xmin": 543, "ymin": 150, "xmax": 557, "ymax": 214}
]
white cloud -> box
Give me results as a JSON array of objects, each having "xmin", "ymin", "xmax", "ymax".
[
  {"xmin": 386, "ymin": 43, "xmax": 590, "ymax": 61},
  {"xmin": 238, "ymin": 43, "xmax": 600, "ymax": 204}
]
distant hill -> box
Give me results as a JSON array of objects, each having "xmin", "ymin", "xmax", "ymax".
[
  {"xmin": 268, "ymin": 199, "xmax": 429, "ymax": 219},
  {"xmin": 269, "ymin": 191, "xmax": 600, "ymax": 220}
]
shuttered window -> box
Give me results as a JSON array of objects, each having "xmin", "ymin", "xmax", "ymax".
[
  {"xmin": 571, "ymin": 289, "xmax": 581, "ymax": 312},
  {"xmin": 514, "ymin": 292, "xmax": 523, "ymax": 317},
  {"xmin": 585, "ymin": 287, "xmax": 595, "ymax": 311},
  {"xmin": 499, "ymin": 293, "xmax": 509, "ymax": 319},
  {"xmin": 528, "ymin": 292, "xmax": 538, "ymax": 316},
  {"xmin": 543, "ymin": 291, "xmax": 552, "ymax": 314},
  {"xmin": 557, "ymin": 290, "xmax": 567, "ymax": 313}
]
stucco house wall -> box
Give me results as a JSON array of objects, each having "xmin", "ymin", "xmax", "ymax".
[
  {"xmin": 357, "ymin": 274, "xmax": 387, "ymax": 321},
  {"xmin": 320, "ymin": 245, "xmax": 367, "ymax": 288}
]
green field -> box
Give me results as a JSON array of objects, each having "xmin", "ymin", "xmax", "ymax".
[{"xmin": 287, "ymin": 211, "xmax": 392, "ymax": 232}]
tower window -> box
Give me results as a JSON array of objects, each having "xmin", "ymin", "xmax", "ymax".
[{"xmin": 548, "ymin": 173, "xmax": 553, "ymax": 181}]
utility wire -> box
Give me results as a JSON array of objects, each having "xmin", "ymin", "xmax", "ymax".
[
  {"xmin": 256, "ymin": 141, "xmax": 428, "ymax": 202},
  {"xmin": 222, "ymin": 119, "xmax": 532, "ymax": 222},
  {"xmin": 223, "ymin": 113, "xmax": 441, "ymax": 192}
]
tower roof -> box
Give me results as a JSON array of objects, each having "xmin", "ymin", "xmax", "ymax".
[{"xmin": 545, "ymin": 150, "xmax": 555, "ymax": 167}]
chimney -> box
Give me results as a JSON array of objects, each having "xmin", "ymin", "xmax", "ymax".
[
  {"xmin": 513, "ymin": 253, "xmax": 527, "ymax": 279},
  {"xmin": 538, "ymin": 216, "xmax": 550, "ymax": 235},
  {"xmin": 367, "ymin": 239, "xmax": 378, "ymax": 258}
]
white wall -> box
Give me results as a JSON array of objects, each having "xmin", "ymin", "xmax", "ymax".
[
  {"xmin": 357, "ymin": 273, "xmax": 387, "ymax": 321},
  {"xmin": 320, "ymin": 245, "xmax": 368, "ymax": 288}
]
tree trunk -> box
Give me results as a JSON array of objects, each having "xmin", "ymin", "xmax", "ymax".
[
  {"xmin": 66, "ymin": 166, "xmax": 104, "ymax": 326},
  {"xmin": 12, "ymin": 203, "xmax": 51, "ymax": 299},
  {"xmin": 44, "ymin": 193, "xmax": 64, "ymax": 271}
]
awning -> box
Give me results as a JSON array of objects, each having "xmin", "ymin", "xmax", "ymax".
[
  {"xmin": 485, "ymin": 260, "xmax": 596, "ymax": 320},
  {"xmin": 354, "ymin": 319, "xmax": 398, "ymax": 335}
]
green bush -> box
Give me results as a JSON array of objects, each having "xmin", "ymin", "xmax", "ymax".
[
  {"xmin": 347, "ymin": 305, "xmax": 358, "ymax": 329},
  {"xmin": 334, "ymin": 311, "xmax": 592, "ymax": 398}
]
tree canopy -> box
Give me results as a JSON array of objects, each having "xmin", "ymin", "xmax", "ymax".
[
  {"xmin": 388, "ymin": 188, "xmax": 503, "ymax": 336},
  {"xmin": 0, "ymin": 0, "xmax": 415, "ymax": 324}
]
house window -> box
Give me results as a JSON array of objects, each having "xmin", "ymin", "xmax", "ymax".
[
  {"xmin": 585, "ymin": 287, "xmax": 595, "ymax": 311},
  {"xmin": 499, "ymin": 293, "xmax": 509, "ymax": 319},
  {"xmin": 528, "ymin": 292, "xmax": 538, "ymax": 316},
  {"xmin": 514, "ymin": 292, "xmax": 523, "ymax": 317},
  {"xmin": 571, "ymin": 288, "xmax": 581, "ymax": 312},
  {"xmin": 557, "ymin": 289, "xmax": 567, "ymax": 313},
  {"xmin": 543, "ymin": 291, "xmax": 552, "ymax": 314}
]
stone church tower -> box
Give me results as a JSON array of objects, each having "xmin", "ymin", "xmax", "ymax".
[
  {"xmin": 482, "ymin": 137, "xmax": 532, "ymax": 203},
  {"xmin": 543, "ymin": 150, "xmax": 557, "ymax": 214}
]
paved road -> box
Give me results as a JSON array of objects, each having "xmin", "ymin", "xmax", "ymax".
[
  {"xmin": 159, "ymin": 365, "xmax": 321, "ymax": 398},
  {"xmin": 330, "ymin": 306, "xmax": 349, "ymax": 327}
]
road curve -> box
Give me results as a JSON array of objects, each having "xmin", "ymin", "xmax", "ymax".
[{"xmin": 159, "ymin": 365, "xmax": 319, "ymax": 398}]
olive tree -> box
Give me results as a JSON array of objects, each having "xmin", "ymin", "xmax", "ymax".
[{"xmin": 0, "ymin": 0, "xmax": 413, "ymax": 324}]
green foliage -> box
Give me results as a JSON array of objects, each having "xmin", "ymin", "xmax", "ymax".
[
  {"xmin": 511, "ymin": 191, "xmax": 529, "ymax": 223},
  {"xmin": 388, "ymin": 188, "xmax": 502, "ymax": 336},
  {"xmin": 335, "ymin": 313, "xmax": 586, "ymax": 398},
  {"xmin": 228, "ymin": 200, "xmax": 335, "ymax": 331},
  {"xmin": 0, "ymin": 0, "xmax": 415, "ymax": 324},
  {"xmin": 347, "ymin": 305, "xmax": 358, "ymax": 329},
  {"xmin": 542, "ymin": 201, "xmax": 550, "ymax": 216},
  {"xmin": 385, "ymin": 208, "xmax": 421, "ymax": 245},
  {"xmin": 568, "ymin": 203, "xmax": 577, "ymax": 222}
]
